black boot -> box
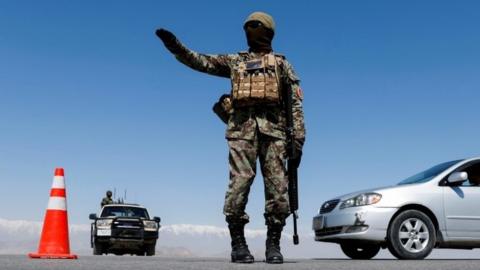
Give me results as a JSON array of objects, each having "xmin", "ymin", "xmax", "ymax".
[
  {"xmin": 228, "ymin": 223, "xmax": 254, "ymax": 263},
  {"xmin": 265, "ymin": 225, "xmax": 283, "ymax": 264}
]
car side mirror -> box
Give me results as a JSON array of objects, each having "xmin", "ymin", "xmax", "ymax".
[
  {"xmin": 447, "ymin": 172, "xmax": 468, "ymax": 184},
  {"xmin": 89, "ymin": 213, "xmax": 97, "ymax": 220},
  {"xmin": 153, "ymin": 216, "xmax": 161, "ymax": 223}
]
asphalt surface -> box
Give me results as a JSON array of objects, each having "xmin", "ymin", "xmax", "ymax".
[{"xmin": 2, "ymin": 255, "xmax": 480, "ymax": 270}]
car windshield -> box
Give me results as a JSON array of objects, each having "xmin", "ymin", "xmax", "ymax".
[
  {"xmin": 101, "ymin": 206, "xmax": 150, "ymax": 219},
  {"xmin": 397, "ymin": 160, "xmax": 462, "ymax": 185}
]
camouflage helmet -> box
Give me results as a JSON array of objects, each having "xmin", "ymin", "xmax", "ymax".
[
  {"xmin": 244, "ymin": 11, "xmax": 275, "ymax": 33},
  {"xmin": 106, "ymin": 190, "xmax": 112, "ymax": 197}
]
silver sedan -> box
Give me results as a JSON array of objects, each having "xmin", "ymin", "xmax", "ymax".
[{"xmin": 312, "ymin": 157, "xmax": 480, "ymax": 259}]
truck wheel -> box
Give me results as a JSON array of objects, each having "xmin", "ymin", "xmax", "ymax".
[
  {"xmin": 93, "ymin": 242, "xmax": 105, "ymax": 255},
  {"xmin": 340, "ymin": 242, "xmax": 380, "ymax": 259},
  {"xmin": 145, "ymin": 244, "xmax": 156, "ymax": 256},
  {"xmin": 387, "ymin": 210, "xmax": 436, "ymax": 260}
]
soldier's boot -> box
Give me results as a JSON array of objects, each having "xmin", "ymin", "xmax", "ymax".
[
  {"xmin": 265, "ymin": 225, "xmax": 283, "ymax": 264},
  {"xmin": 228, "ymin": 223, "xmax": 254, "ymax": 263}
]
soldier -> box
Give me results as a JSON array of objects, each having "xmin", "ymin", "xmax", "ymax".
[
  {"xmin": 156, "ymin": 11, "xmax": 305, "ymax": 264},
  {"xmin": 100, "ymin": 190, "xmax": 114, "ymax": 207}
]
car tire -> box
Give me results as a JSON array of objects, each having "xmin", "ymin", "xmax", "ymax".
[
  {"xmin": 340, "ymin": 242, "xmax": 380, "ymax": 259},
  {"xmin": 145, "ymin": 244, "xmax": 156, "ymax": 256},
  {"xmin": 93, "ymin": 242, "xmax": 105, "ymax": 255},
  {"xmin": 387, "ymin": 210, "xmax": 436, "ymax": 260}
]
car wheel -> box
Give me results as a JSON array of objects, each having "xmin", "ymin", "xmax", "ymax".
[
  {"xmin": 145, "ymin": 244, "xmax": 156, "ymax": 256},
  {"xmin": 340, "ymin": 242, "xmax": 380, "ymax": 259},
  {"xmin": 387, "ymin": 210, "xmax": 436, "ymax": 260},
  {"xmin": 93, "ymin": 242, "xmax": 104, "ymax": 255}
]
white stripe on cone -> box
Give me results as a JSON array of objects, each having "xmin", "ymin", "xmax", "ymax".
[
  {"xmin": 52, "ymin": 176, "xmax": 66, "ymax": 189},
  {"xmin": 47, "ymin": 197, "xmax": 67, "ymax": 211}
]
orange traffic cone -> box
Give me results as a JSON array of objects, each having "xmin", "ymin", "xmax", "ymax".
[{"xmin": 28, "ymin": 168, "xmax": 78, "ymax": 259}]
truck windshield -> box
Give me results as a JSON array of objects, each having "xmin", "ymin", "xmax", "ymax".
[
  {"xmin": 397, "ymin": 160, "xmax": 462, "ymax": 185},
  {"xmin": 101, "ymin": 206, "xmax": 150, "ymax": 219}
]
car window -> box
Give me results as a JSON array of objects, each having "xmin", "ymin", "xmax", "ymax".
[
  {"xmin": 459, "ymin": 180, "xmax": 480, "ymax": 187},
  {"xmin": 101, "ymin": 206, "xmax": 150, "ymax": 219},
  {"xmin": 398, "ymin": 160, "xmax": 462, "ymax": 185}
]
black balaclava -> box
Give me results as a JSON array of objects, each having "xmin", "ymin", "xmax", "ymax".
[
  {"xmin": 245, "ymin": 24, "xmax": 274, "ymax": 53},
  {"xmin": 243, "ymin": 12, "xmax": 275, "ymax": 53}
]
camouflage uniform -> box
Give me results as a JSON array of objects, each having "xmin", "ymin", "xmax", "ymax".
[
  {"xmin": 101, "ymin": 196, "xmax": 113, "ymax": 207},
  {"xmin": 168, "ymin": 42, "xmax": 306, "ymax": 227}
]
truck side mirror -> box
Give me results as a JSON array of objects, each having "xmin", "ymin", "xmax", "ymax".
[
  {"xmin": 447, "ymin": 172, "xmax": 468, "ymax": 184},
  {"xmin": 89, "ymin": 213, "xmax": 98, "ymax": 220},
  {"xmin": 153, "ymin": 216, "xmax": 161, "ymax": 223}
]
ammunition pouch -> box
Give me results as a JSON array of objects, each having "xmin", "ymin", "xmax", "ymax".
[{"xmin": 231, "ymin": 53, "xmax": 281, "ymax": 108}]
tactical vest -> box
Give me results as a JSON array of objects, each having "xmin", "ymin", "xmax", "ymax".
[{"xmin": 231, "ymin": 53, "xmax": 282, "ymax": 107}]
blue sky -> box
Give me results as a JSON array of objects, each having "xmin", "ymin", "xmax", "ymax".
[{"xmin": 0, "ymin": 0, "xmax": 479, "ymax": 232}]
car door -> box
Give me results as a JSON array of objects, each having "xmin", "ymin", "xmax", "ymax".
[{"xmin": 443, "ymin": 161, "xmax": 480, "ymax": 238}]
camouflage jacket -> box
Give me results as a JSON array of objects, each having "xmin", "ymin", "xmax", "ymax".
[
  {"xmin": 101, "ymin": 197, "xmax": 113, "ymax": 207},
  {"xmin": 169, "ymin": 41, "xmax": 306, "ymax": 141}
]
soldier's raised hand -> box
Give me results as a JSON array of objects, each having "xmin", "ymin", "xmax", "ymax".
[
  {"xmin": 155, "ymin": 28, "xmax": 176, "ymax": 44},
  {"xmin": 155, "ymin": 28, "xmax": 183, "ymax": 55}
]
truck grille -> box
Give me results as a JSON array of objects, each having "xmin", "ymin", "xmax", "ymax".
[
  {"xmin": 315, "ymin": 226, "xmax": 343, "ymax": 237},
  {"xmin": 112, "ymin": 219, "xmax": 143, "ymax": 239},
  {"xmin": 320, "ymin": 199, "xmax": 340, "ymax": 214}
]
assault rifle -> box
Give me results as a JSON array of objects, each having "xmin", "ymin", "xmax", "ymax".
[{"xmin": 285, "ymin": 83, "xmax": 300, "ymax": 245}]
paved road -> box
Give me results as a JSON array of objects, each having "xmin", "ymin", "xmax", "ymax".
[{"xmin": 1, "ymin": 255, "xmax": 480, "ymax": 270}]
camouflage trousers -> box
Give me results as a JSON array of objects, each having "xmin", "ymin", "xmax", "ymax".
[{"xmin": 223, "ymin": 133, "xmax": 290, "ymax": 226}]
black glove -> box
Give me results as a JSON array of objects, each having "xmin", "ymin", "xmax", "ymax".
[
  {"xmin": 212, "ymin": 94, "xmax": 233, "ymax": 124},
  {"xmin": 289, "ymin": 138, "xmax": 304, "ymax": 169},
  {"xmin": 295, "ymin": 138, "xmax": 305, "ymax": 154},
  {"xmin": 155, "ymin": 28, "xmax": 182, "ymax": 54},
  {"xmin": 156, "ymin": 28, "xmax": 176, "ymax": 44}
]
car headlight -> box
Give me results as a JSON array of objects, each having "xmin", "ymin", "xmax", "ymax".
[
  {"xmin": 96, "ymin": 219, "xmax": 113, "ymax": 228},
  {"xmin": 143, "ymin": 220, "xmax": 158, "ymax": 231},
  {"xmin": 340, "ymin": 193, "xmax": 382, "ymax": 209}
]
